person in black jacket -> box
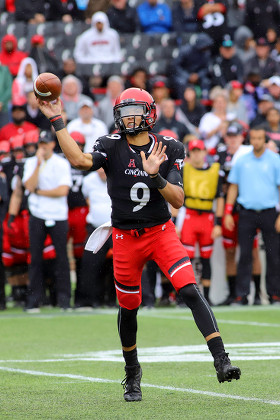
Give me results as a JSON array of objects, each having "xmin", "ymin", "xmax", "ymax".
[
  {"xmin": 244, "ymin": 0, "xmax": 280, "ymax": 39},
  {"xmin": 210, "ymin": 35, "xmax": 244, "ymax": 88},
  {"xmin": 169, "ymin": 32, "xmax": 213, "ymax": 100},
  {"xmin": 107, "ymin": 0, "xmax": 139, "ymax": 33}
]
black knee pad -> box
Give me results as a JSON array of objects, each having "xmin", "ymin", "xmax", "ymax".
[
  {"xmin": 178, "ymin": 284, "xmax": 203, "ymax": 309},
  {"xmin": 201, "ymin": 258, "xmax": 211, "ymax": 280}
]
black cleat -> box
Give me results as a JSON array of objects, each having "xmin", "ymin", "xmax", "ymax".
[
  {"xmin": 214, "ymin": 353, "xmax": 241, "ymax": 383},
  {"xmin": 121, "ymin": 365, "xmax": 142, "ymax": 402}
]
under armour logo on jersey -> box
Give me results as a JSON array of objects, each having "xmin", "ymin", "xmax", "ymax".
[
  {"xmin": 116, "ymin": 234, "xmax": 124, "ymax": 239},
  {"xmin": 128, "ymin": 159, "xmax": 136, "ymax": 168}
]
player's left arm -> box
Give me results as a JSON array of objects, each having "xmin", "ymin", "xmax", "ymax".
[{"xmin": 141, "ymin": 141, "xmax": 184, "ymax": 209}]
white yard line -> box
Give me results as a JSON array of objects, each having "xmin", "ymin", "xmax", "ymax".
[{"xmin": 0, "ymin": 366, "xmax": 279, "ymax": 406}]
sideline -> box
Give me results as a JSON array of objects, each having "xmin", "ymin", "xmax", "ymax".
[{"xmin": 0, "ymin": 366, "xmax": 279, "ymax": 406}]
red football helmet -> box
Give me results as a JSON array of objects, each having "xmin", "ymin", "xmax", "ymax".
[{"xmin": 113, "ymin": 88, "xmax": 157, "ymax": 135}]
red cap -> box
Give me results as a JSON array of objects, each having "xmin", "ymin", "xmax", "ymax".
[
  {"xmin": 158, "ymin": 129, "xmax": 178, "ymax": 140},
  {"xmin": 188, "ymin": 139, "xmax": 205, "ymax": 151},
  {"xmin": 0, "ymin": 141, "xmax": 10, "ymax": 154},
  {"xmin": 24, "ymin": 129, "xmax": 39, "ymax": 146},
  {"xmin": 70, "ymin": 131, "xmax": 85, "ymax": 145},
  {"xmin": 31, "ymin": 34, "xmax": 45, "ymax": 46},
  {"xmin": 230, "ymin": 80, "xmax": 243, "ymax": 89},
  {"xmin": 10, "ymin": 134, "xmax": 25, "ymax": 150}
]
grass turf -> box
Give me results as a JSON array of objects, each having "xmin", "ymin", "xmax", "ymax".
[{"xmin": 0, "ymin": 305, "xmax": 279, "ymax": 419}]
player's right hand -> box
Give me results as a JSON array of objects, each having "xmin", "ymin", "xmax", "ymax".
[{"xmin": 37, "ymin": 97, "xmax": 62, "ymax": 119}]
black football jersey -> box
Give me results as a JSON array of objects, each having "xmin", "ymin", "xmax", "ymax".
[
  {"xmin": 90, "ymin": 132, "xmax": 185, "ymax": 229},
  {"xmin": 68, "ymin": 166, "xmax": 87, "ymax": 209}
]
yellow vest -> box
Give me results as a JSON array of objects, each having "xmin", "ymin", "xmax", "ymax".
[{"xmin": 183, "ymin": 162, "xmax": 220, "ymax": 211}]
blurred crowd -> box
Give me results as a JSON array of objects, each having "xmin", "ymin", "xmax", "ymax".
[{"xmin": 1, "ymin": 0, "xmax": 280, "ymax": 311}]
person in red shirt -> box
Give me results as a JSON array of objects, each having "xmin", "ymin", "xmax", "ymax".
[
  {"xmin": 0, "ymin": 34, "xmax": 28, "ymax": 78},
  {"xmin": 0, "ymin": 104, "xmax": 37, "ymax": 143}
]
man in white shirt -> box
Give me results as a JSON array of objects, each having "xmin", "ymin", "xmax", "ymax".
[
  {"xmin": 75, "ymin": 168, "xmax": 114, "ymax": 308},
  {"xmin": 67, "ymin": 97, "xmax": 108, "ymax": 153},
  {"xmin": 23, "ymin": 130, "xmax": 72, "ymax": 311}
]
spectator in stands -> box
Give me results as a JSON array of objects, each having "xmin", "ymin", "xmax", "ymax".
[
  {"xmin": 234, "ymin": 25, "xmax": 256, "ymax": 67},
  {"xmin": 154, "ymin": 98, "xmax": 189, "ymax": 143},
  {"xmin": 11, "ymin": 58, "xmax": 38, "ymax": 106},
  {"xmin": 14, "ymin": 1, "xmax": 45, "ymax": 23},
  {"xmin": 107, "ymin": 0, "xmax": 139, "ymax": 33},
  {"xmin": 226, "ymin": 80, "xmax": 248, "ymax": 125},
  {"xmin": 67, "ymin": 97, "xmax": 108, "ymax": 153},
  {"xmin": 210, "ymin": 35, "xmax": 244, "ymax": 89},
  {"xmin": 23, "ymin": 130, "xmax": 72, "ymax": 312},
  {"xmin": 96, "ymin": 75, "xmax": 124, "ymax": 131},
  {"xmin": 262, "ymin": 107, "xmax": 280, "ymax": 146},
  {"xmin": 61, "ymin": 75, "xmax": 93, "ymax": 123},
  {"xmin": 150, "ymin": 77, "xmax": 170, "ymax": 117},
  {"xmin": 137, "ymin": 0, "xmax": 172, "ymax": 34},
  {"xmin": 25, "ymin": 91, "xmax": 51, "ymax": 131},
  {"xmin": 198, "ymin": 87, "xmax": 230, "ymax": 151},
  {"xmin": 44, "ymin": 0, "xmax": 86, "ymax": 22},
  {"xmin": 28, "ymin": 35, "xmax": 59, "ymax": 75},
  {"xmin": 244, "ymin": 37, "xmax": 279, "ymax": 81},
  {"xmin": 270, "ymin": 36, "xmax": 280, "ymax": 64},
  {"xmin": 169, "ymin": 32, "xmax": 213, "ymax": 100},
  {"xmin": 85, "ymin": 0, "xmax": 111, "ymax": 19},
  {"xmin": 244, "ymin": 0, "xmax": 280, "ymax": 40},
  {"xmin": 0, "ymin": 34, "xmax": 28, "ymax": 77},
  {"xmin": 265, "ymin": 76, "xmax": 280, "ymax": 111},
  {"xmin": 171, "ymin": 0, "xmax": 198, "ymax": 35},
  {"xmin": 0, "ymin": 104, "xmax": 37, "ymax": 142},
  {"xmin": 250, "ymin": 93, "xmax": 274, "ymax": 128},
  {"xmin": 74, "ymin": 11, "xmax": 122, "ymax": 64},
  {"xmin": 75, "ymin": 167, "xmax": 114, "ymax": 308},
  {"xmin": 196, "ymin": 0, "xmax": 230, "ymax": 54},
  {"xmin": 0, "ymin": 62, "xmax": 12, "ymax": 126},
  {"xmin": 57, "ymin": 57, "xmax": 90, "ymax": 98},
  {"xmin": 176, "ymin": 85, "xmax": 206, "ymax": 132},
  {"xmin": 125, "ymin": 66, "xmax": 150, "ymax": 91}
]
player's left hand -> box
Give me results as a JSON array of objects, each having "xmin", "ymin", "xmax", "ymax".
[
  {"xmin": 211, "ymin": 225, "xmax": 222, "ymax": 239},
  {"xmin": 140, "ymin": 141, "xmax": 167, "ymax": 175}
]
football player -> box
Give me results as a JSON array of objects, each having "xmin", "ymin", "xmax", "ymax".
[{"xmin": 37, "ymin": 87, "xmax": 241, "ymax": 402}]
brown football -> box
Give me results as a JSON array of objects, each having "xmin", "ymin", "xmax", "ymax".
[{"xmin": 33, "ymin": 72, "xmax": 62, "ymax": 102}]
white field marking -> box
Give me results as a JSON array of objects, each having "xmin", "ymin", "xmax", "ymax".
[
  {"xmin": 1, "ymin": 343, "xmax": 280, "ymax": 364},
  {"xmin": 138, "ymin": 312, "xmax": 280, "ymax": 328},
  {"xmin": 0, "ymin": 366, "xmax": 279, "ymax": 406}
]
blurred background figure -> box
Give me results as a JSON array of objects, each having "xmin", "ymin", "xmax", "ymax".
[
  {"xmin": 11, "ymin": 57, "xmax": 38, "ymax": 106},
  {"xmin": 137, "ymin": 0, "xmax": 172, "ymax": 34},
  {"xmin": 107, "ymin": 0, "xmax": 139, "ymax": 33},
  {"xmin": 0, "ymin": 62, "xmax": 12, "ymax": 126},
  {"xmin": 0, "ymin": 34, "xmax": 28, "ymax": 77},
  {"xmin": 75, "ymin": 167, "xmax": 115, "ymax": 309},
  {"xmin": 29, "ymin": 34, "xmax": 59, "ymax": 75},
  {"xmin": 67, "ymin": 97, "xmax": 108, "ymax": 154},
  {"xmin": 74, "ymin": 11, "xmax": 122, "ymax": 64},
  {"xmin": 96, "ymin": 75, "xmax": 124, "ymax": 131},
  {"xmin": 61, "ymin": 75, "xmax": 93, "ymax": 123}
]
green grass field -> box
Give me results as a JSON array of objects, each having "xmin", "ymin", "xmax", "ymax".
[{"xmin": 0, "ymin": 305, "xmax": 279, "ymax": 420}]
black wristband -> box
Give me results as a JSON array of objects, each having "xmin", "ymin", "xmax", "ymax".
[
  {"xmin": 49, "ymin": 114, "xmax": 65, "ymax": 132},
  {"xmin": 149, "ymin": 173, "xmax": 167, "ymax": 189},
  {"xmin": 215, "ymin": 216, "xmax": 222, "ymax": 226}
]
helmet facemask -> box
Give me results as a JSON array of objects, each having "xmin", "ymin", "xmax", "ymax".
[{"xmin": 114, "ymin": 101, "xmax": 156, "ymax": 135}]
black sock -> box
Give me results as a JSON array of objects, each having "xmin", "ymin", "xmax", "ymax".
[
  {"xmin": 227, "ymin": 275, "xmax": 236, "ymax": 298},
  {"xmin": 207, "ymin": 336, "xmax": 225, "ymax": 359},
  {"xmin": 253, "ymin": 275, "xmax": 261, "ymax": 297},
  {"xmin": 123, "ymin": 348, "xmax": 139, "ymax": 367}
]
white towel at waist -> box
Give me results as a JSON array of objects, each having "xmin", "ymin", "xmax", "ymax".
[{"xmin": 85, "ymin": 221, "xmax": 113, "ymax": 254}]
